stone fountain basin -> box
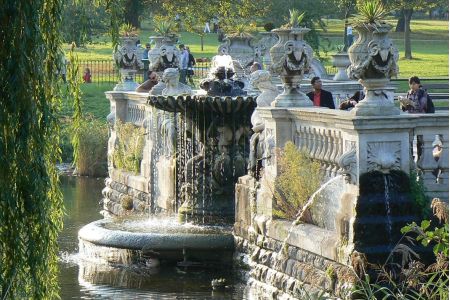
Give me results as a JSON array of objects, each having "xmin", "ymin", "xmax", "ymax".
[
  {"xmin": 78, "ymin": 217, "xmax": 234, "ymax": 251},
  {"xmin": 78, "ymin": 216, "xmax": 235, "ymax": 265}
]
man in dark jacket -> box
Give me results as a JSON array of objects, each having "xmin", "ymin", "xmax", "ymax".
[{"xmin": 306, "ymin": 77, "xmax": 335, "ymax": 109}]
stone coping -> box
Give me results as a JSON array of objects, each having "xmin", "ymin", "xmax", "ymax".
[
  {"xmin": 78, "ymin": 219, "xmax": 235, "ymax": 251},
  {"xmin": 109, "ymin": 169, "xmax": 148, "ymax": 193},
  {"xmin": 258, "ymin": 106, "xmax": 449, "ymax": 131},
  {"xmin": 264, "ymin": 219, "xmax": 342, "ymax": 262}
]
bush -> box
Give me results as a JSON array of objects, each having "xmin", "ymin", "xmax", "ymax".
[
  {"xmin": 74, "ymin": 116, "xmax": 108, "ymax": 176},
  {"xmin": 273, "ymin": 142, "xmax": 322, "ymax": 220},
  {"xmin": 113, "ymin": 121, "xmax": 145, "ymax": 174},
  {"xmin": 263, "ymin": 22, "xmax": 275, "ymax": 32}
]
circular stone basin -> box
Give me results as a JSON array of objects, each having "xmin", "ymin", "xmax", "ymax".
[{"xmin": 78, "ymin": 216, "xmax": 234, "ymax": 251}]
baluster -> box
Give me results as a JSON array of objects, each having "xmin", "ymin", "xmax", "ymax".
[
  {"xmin": 307, "ymin": 127, "xmax": 315, "ymax": 158},
  {"xmin": 318, "ymin": 128, "xmax": 328, "ymax": 171},
  {"xmin": 325, "ymin": 129, "xmax": 334, "ymax": 177},
  {"xmin": 297, "ymin": 126, "xmax": 306, "ymax": 151},
  {"xmin": 303, "ymin": 126, "xmax": 310, "ymax": 153},
  {"xmin": 333, "ymin": 131, "xmax": 343, "ymax": 176},
  {"xmin": 311, "ymin": 128, "xmax": 322, "ymax": 160}
]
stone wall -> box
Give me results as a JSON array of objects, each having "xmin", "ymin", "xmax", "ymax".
[{"xmin": 102, "ymin": 172, "xmax": 150, "ymax": 216}]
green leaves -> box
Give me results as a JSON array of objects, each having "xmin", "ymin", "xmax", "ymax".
[
  {"xmin": 273, "ymin": 142, "xmax": 322, "ymax": 220},
  {"xmin": 352, "ymin": 0, "xmax": 389, "ymax": 26},
  {"xmin": 1, "ymin": 0, "xmax": 64, "ymax": 299}
]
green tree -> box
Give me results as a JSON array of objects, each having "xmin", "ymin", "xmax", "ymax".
[
  {"xmin": 332, "ymin": 0, "xmax": 357, "ymax": 51},
  {"xmin": 62, "ymin": 1, "xmax": 110, "ymax": 46},
  {"xmin": 385, "ymin": 0, "xmax": 446, "ymax": 59},
  {"xmin": 159, "ymin": 0, "xmax": 270, "ymax": 48},
  {"xmin": 0, "ymin": 1, "xmax": 64, "ymax": 298}
]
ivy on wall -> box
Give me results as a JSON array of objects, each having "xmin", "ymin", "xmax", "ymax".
[{"xmin": 113, "ymin": 121, "xmax": 145, "ymax": 174}]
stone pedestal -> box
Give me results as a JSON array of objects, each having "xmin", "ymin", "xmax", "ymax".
[
  {"xmin": 331, "ymin": 53, "xmax": 351, "ymax": 81},
  {"xmin": 352, "ymin": 79, "xmax": 399, "ymax": 116},
  {"xmin": 114, "ymin": 69, "xmax": 139, "ymax": 91},
  {"xmin": 271, "ymin": 86, "xmax": 312, "ymax": 108}
]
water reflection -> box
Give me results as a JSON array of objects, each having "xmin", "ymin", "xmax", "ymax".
[{"xmin": 58, "ymin": 176, "xmax": 244, "ymax": 299}]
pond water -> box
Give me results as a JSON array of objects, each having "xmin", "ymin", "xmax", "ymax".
[{"xmin": 58, "ymin": 176, "xmax": 246, "ymax": 299}]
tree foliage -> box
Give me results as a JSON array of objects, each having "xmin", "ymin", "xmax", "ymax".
[
  {"xmin": 62, "ymin": 1, "xmax": 110, "ymax": 46},
  {"xmin": 0, "ymin": 1, "xmax": 65, "ymax": 299}
]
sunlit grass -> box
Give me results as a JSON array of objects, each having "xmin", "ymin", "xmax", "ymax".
[{"xmin": 64, "ymin": 19, "xmax": 448, "ymax": 78}]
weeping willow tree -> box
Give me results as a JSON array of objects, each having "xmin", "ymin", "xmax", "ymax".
[
  {"xmin": 0, "ymin": 1, "xmax": 65, "ymax": 299},
  {"xmin": 0, "ymin": 0, "xmax": 120, "ymax": 298}
]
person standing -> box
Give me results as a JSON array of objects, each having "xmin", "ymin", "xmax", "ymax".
[
  {"xmin": 142, "ymin": 43, "xmax": 151, "ymax": 81},
  {"xmin": 346, "ymin": 26, "xmax": 354, "ymax": 48},
  {"xmin": 306, "ymin": 77, "xmax": 335, "ymax": 109},
  {"xmin": 83, "ymin": 68, "xmax": 92, "ymax": 83},
  {"xmin": 204, "ymin": 21, "xmax": 211, "ymax": 33},
  {"xmin": 178, "ymin": 44, "xmax": 189, "ymax": 84},
  {"xmin": 186, "ymin": 46, "xmax": 196, "ymax": 86}
]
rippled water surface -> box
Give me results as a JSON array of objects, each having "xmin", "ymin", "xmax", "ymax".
[{"xmin": 58, "ymin": 176, "xmax": 245, "ymax": 299}]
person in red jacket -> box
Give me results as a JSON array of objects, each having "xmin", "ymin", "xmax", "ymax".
[
  {"xmin": 306, "ymin": 77, "xmax": 335, "ymax": 109},
  {"xmin": 83, "ymin": 68, "xmax": 92, "ymax": 83}
]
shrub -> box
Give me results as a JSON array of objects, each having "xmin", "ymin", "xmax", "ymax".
[
  {"xmin": 409, "ymin": 172, "xmax": 432, "ymax": 219},
  {"xmin": 113, "ymin": 120, "xmax": 145, "ymax": 174},
  {"xmin": 273, "ymin": 142, "xmax": 322, "ymax": 220},
  {"xmin": 73, "ymin": 116, "xmax": 108, "ymax": 176}
]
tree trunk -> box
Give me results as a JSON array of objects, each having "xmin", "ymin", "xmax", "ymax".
[
  {"xmin": 201, "ymin": 35, "xmax": 204, "ymax": 51},
  {"xmin": 404, "ymin": 9, "xmax": 413, "ymax": 59},
  {"xmin": 395, "ymin": 11, "xmax": 405, "ymax": 32},
  {"xmin": 124, "ymin": 0, "xmax": 141, "ymax": 28}
]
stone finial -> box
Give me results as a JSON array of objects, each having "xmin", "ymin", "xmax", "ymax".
[
  {"xmin": 161, "ymin": 68, "xmax": 192, "ymax": 96},
  {"xmin": 249, "ymin": 70, "xmax": 278, "ymax": 131}
]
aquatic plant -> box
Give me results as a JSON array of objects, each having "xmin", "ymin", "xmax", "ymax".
[
  {"xmin": 73, "ymin": 117, "xmax": 108, "ymax": 176},
  {"xmin": 273, "ymin": 142, "xmax": 322, "ymax": 220}
]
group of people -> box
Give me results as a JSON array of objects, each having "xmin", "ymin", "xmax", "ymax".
[{"xmin": 307, "ymin": 76, "xmax": 432, "ymax": 114}]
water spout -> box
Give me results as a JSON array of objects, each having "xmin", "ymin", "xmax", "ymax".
[{"xmin": 277, "ymin": 175, "xmax": 344, "ymax": 259}]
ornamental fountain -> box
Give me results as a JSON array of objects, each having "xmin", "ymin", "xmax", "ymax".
[{"xmin": 76, "ymin": 15, "xmax": 448, "ymax": 298}]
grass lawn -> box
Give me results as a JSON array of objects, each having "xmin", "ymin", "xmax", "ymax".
[
  {"xmin": 61, "ymin": 83, "xmax": 113, "ymax": 120},
  {"xmin": 65, "ymin": 19, "xmax": 448, "ymax": 79}
]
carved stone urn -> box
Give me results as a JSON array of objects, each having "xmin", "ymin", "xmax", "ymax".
[
  {"xmin": 257, "ymin": 32, "xmax": 278, "ymax": 68},
  {"xmin": 347, "ymin": 23, "xmax": 399, "ymax": 116},
  {"xmin": 269, "ymin": 27, "xmax": 313, "ymax": 107},
  {"xmin": 148, "ymin": 36, "xmax": 165, "ymax": 66},
  {"xmin": 331, "ymin": 52, "xmax": 351, "ymax": 81},
  {"xmin": 221, "ymin": 35, "xmax": 255, "ymax": 79},
  {"xmin": 113, "ymin": 36, "xmax": 144, "ymax": 91}
]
